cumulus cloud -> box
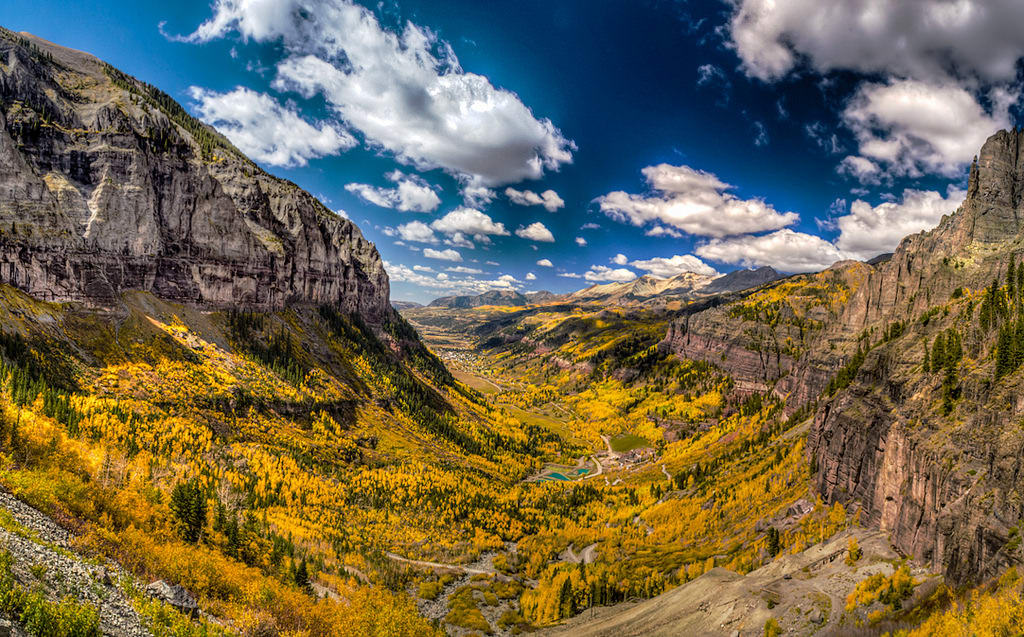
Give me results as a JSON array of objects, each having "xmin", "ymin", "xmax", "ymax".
[
  {"xmin": 345, "ymin": 171, "xmax": 441, "ymax": 212},
  {"xmin": 537, "ymin": 258, "xmax": 553, "ymax": 267},
  {"xmin": 840, "ymin": 80, "xmax": 1013, "ymax": 180},
  {"xmin": 728, "ymin": 0, "xmax": 1024, "ymax": 84},
  {"xmin": 394, "ymin": 220, "xmax": 438, "ymax": 243},
  {"xmin": 462, "ymin": 185, "xmax": 496, "ymax": 207},
  {"xmin": 516, "ymin": 222, "xmax": 555, "ymax": 242},
  {"xmin": 430, "ymin": 208, "xmax": 509, "ymax": 244},
  {"xmin": 835, "ymin": 187, "xmax": 966, "ymax": 260},
  {"xmin": 558, "ymin": 272, "xmax": 582, "ymax": 278},
  {"xmin": 575, "ymin": 237, "xmax": 587, "ymax": 247},
  {"xmin": 525, "ymin": 272, "xmax": 537, "ymax": 281},
  {"xmin": 726, "ymin": 1, "xmax": 1023, "ymax": 184},
  {"xmin": 182, "ymin": 0, "xmax": 575, "ymax": 186},
  {"xmin": 696, "ymin": 229, "xmax": 846, "ymax": 273},
  {"xmin": 386, "ymin": 261, "xmax": 523, "ymax": 295},
  {"xmin": 629, "ymin": 254, "xmax": 719, "ymax": 278},
  {"xmin": 645, "ymin": 225, "xmax": 683, "ymax": 238},
  {"xmin": 505, "ymin": 187, "xmax": 565, "ymax": 212},
  {"xmin": 412, "ymin": 264, "xmax": 434, "ymax": 272},
  {"xmin": 187, "ymin": 86, "xmax": 355, "ymax": 167},
  {"xmin": 611, "ymin": 254, "xmax": 628, "ymax": 266},
  {"xmin": 596, "ymin": 164, "xmax": 797, "ymax": 238},
  {"xmin": 584, "ymin": 266, "xmax": 637, "ymax": 283},
  {"xmin": 446, "ymin": 266, "xmax": 483, "ymax": 274},
  {"xmin": 580, "ymin": 222, "xmax": 601, "ymax": 230},
  {"xmin": 423, "ymin": 248, "xmax": 463, "ymax": 262}
]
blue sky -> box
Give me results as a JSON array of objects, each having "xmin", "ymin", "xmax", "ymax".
[{"xmin": 7, "ymin": 1, "xmax": 1024, "ymax": 302}]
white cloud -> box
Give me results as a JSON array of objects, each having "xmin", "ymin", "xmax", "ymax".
[
  {"xmin": 423, "ymin": 248, "xmax": 463, "ymax": 262},
  {"xmin": 629, "ymin": 254, "xmax": 719, "ymax": 278},
  {"xmin": 462, "ymin": 185, "xmax": 496, "ymax": 207},
  {"xmin": 525, "ymin": 272, "xmax": 537, "ymax": 281},
  {"xmin": 596, "ymin": 164, "xmax": 797, "ymax": 238},
  {"xmin": 696, "ymin": 229, "xmax": 846, "ymax": 273},
  {"xmin": 395, "ymin": 220, "xmax": 438, "ymax": 243},
  {"xmin": 580, "ymin": 222, "xmax": 601, "ymax": 230},
  {"xmin": 446, "ymin": 266, "xmax": 483, "ymax": 274},
  {"xmin": 430, "ymin": 208, "xmax": 509, "ymax": 245},
  {"xmin": 335, "ymin": 209, "xmax": 349, "ymax": 220},
  {"xmin": 505, "ymin": 187, "xmax": 565, "ymax": 212},
  {"xmin": 516, "ymin": 222, "xmax": 555, "ymax": 242},
  {"xmin": 575, "ymin": 237, "xmax": 587, "ymax": 247},
  {"xmin": 611, "ymin": 253, "xmax": 628, "ymax": 266},
  {"xmin": 187, "ymin": 86, "xmax": 355, "ymax": 167},
  {"xmin": 835, "ymin": 187, "xmax": 966, "ymax": 260},
  {"xmin": 486, "ymin": 260, "xmax": 500, "ymax": 266},
  {"xmin": 558, "ymin": 272, "xmax": 582, "ymax": 279},
  {"xmin": 840, "ymin": 80, "xmax": 1013, "ymax": 181},
  {"xmin": 645, "ymin": 225, "xmax": 683, "ymax": 238},
  {"xmin": 837, "ymin": 156, "xmax": 882, "ymax": 185},
  {"xmin": 536, "ymin": 258, "xmax": 553, "ymax": 267},
  {"xmin": 344, "ymin": 171, "xmax": 441, "ymax": 212},
  {"xmin": 413, "ymin": 264, "xmax": 434, "ymax": 272},
  {"xmin": 728, "ymin": 0, "xmax": 1024, "ymax": 84},
  {"xmin": 183, "ymin": 0, "xmax": 575, "ymax": 186},
  {"xmin": 444, "ymin": 232, "xmax": 476, "ymax": 249},
  {"xmin": 386, "ymin": 261, "xmax": 523, "ymax": 295},
  {"xmin": 584, "ymin": 266, "xmax": 637, "ymax": 283}
]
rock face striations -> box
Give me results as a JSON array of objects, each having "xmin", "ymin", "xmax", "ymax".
[
  {"xmin": 809, "ymin": 128, "xmax": 1024, "ymax": 585},
  {"xmin": 656, "ymin": 128, "xmax": 1024, "ymax": 586},
  {"xmin": 0, "ymin": 29, "xmax": 389, "ymax": 317}
]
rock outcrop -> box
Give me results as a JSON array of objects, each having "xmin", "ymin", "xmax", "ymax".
[
  {"xmin": 809, "ymin": 128, "xmax": 1024, "ymax": 585},
  {"xmin": 0, "ymin": 29, "xmax": 389, "ymax": 318}
]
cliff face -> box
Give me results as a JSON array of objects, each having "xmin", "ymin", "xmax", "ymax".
[
  {"xmin": 0, "ymin": 30, "xmax": 389, "ymax": 317},
  {"xmin": 660, "ymin": 262, "xmax": 871, "ymax": 398},
  {"xmin": 657, "ymin": 128, "xmax": 1024, "ymax": 585},
  {"xmin": 809, "ymin": 129, "xmax": 1024, "ymax": 584}
]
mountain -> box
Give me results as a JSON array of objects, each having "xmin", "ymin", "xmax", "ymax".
[
  {"xmin": 700, "ymin": 265, "xmax": 783, "ymax": 295},
  {"xmin": 391, "ymin": 299, "xmax": 423, "ymax": 310},
  {"xmin": 0, "ymin": 29, "xmax": 388, "ymax": 318},
  {"xmin": 428, "ymin": 289, "xmax": 530, "ymax": 308},
  {"xmin": 565, "ymin": 272, "xmax": 717, "ymax": 304},
  {"xmin": 658, "ymin": 127, "xmax": 1024, "ymax": 590}
]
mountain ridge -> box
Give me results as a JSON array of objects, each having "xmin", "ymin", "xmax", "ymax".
[{"xmin": 0, "ymin": 28, "xmax": 389, "ymax": 318}]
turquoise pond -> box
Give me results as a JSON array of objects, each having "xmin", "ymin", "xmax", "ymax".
[{"xmin": 538, "ymin": 467, "xmax": 589, "ymax": 481}]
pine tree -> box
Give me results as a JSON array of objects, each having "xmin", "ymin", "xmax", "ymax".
[
  {"xmin": 1009, "ymin": 256, "xmax": 1017, "ymax": 303},
  {"xmin": 766, "ymin": 527, "xmax": 780, "ymax": 557},
  {"xmin": 996, "ymin": 325, "xmax": 1013, "ymax": 379},
  {"xmin": 923, "ymin": 339, "xmax": 930, "ymax": 373},
  {"xmin": 931, "ymin": 333, "xmax": 946, "ymax": 372},
  {"xmin": 170, "ymin": 479, "xmax": 207, "ymax": 544},
  {"xmin": 294, "ymin": 557, "xmax": 311, "ymax": 592}
]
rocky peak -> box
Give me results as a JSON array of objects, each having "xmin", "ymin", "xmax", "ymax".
[{"xmin": 0, "ymin": 28, "xmax": 389, "ymax": 318}]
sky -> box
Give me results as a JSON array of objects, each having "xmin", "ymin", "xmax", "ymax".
[{"xmin": 6, "ymin": 0, "xmax": 1024, "ymax": 303}]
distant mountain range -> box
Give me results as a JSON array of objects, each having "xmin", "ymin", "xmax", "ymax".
[{"xmin": 424, "ymin": 266, "xmax": 785, "ymax": 308}]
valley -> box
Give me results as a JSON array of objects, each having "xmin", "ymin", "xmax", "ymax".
[{"xmin": 0, "ymin": 19, "xmax": 1024, "ymax": 637}]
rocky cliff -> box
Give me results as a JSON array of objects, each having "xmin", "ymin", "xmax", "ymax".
[
  {"xmin": 660, "ymin": 262, "xmax": 871, "ymax": 397},
  {"xmin": 0, "ymin": 29, "xmax": 389, "ymax": 317},
  {"xmin": 808, "ymin": 129, "xmax": 1024, "ymax": 585},
  {"xmin": 656, "ymin": 128, "xmax": 1024, "ymax": 586}
]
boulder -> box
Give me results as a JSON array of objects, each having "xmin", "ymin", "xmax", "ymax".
[{"xmin": 145, "ymin": 580, "xmax": 199, "ymax": 617}]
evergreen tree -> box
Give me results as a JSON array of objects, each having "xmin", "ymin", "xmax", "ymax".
[
  {"xmin": 1009, "ymin": 256, "xmax": 1017, "ymax": 303},
  {"xmin": 931, "ymin": 333, "xmax": 946, "ymax": 372},
  {"xmin": 996, "ymin": 325, "xmax": 1013, "ymax": 379},
  {"xmin": 922, "ymin": 339, "xmax": 930, "ymax": 373},
  {"xmin": 294, "ymin": 557, "xmax": 311, "ymax": 592},
  {"xmin": 170, "ymin": 479, "xmax": 208, "ymax": 544},
  {"xmin": 766, "ymin": 527, "xmax": 780, "ymax": 557}
]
